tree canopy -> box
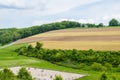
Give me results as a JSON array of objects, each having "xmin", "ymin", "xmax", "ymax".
[{"xmin": 109, "ymin": 18, "xmax": 119, "ymax": 26}]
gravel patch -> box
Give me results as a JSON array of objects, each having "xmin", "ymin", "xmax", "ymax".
[{"xmin": 9, "ymin": 67, "xmax": 85, "ymax": 80}]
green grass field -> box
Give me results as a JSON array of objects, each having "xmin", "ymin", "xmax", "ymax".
[{"xmin": 0, "ymin": 44, "xmax": 120, "ymax": 80}]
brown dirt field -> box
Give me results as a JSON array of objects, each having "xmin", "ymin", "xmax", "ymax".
[
  {"xmin": 31, "ymin": 41, "xmax": 120, "ymax": 51},
  {"xmin": 15, "ymin": 27, "xmax": 120, "ymax": 50},
  {"xmin": 16, "ymin": 35, "xmax": 120, "ymax": 44},
  {"xmin": 46, "ymin": 27, "xmax": 120, "ymax": 33}
]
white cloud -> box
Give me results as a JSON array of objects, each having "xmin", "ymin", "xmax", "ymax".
[
  {"xmin": 78, "ymin": 19, "xmax": 95, "ymax": 23},
  {"xmin": 1, "ymin": 0, "xmax": 120, "ymax": 28},
  {"xmin": 32, "ymin": 19, "xmax": 65, "ymax": 26},
  {"xmin": 44, "ymin": 0, "xmax": 101, "ymax": 14},
  {"xmin": 33, "ymin": 18, "xmax": 96, "ymax": 26},
  {"xmin": 33, "ymin": 20, "xmax": 49, "ymax": 26},
  {"xmin": 103, "ymin": 15, "xmax": 120, "ymax": 20},
  {"xmin": 0, "ymin": 0, "xmax": 101, "ymax": 14}
]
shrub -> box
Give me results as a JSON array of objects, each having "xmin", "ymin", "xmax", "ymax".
[
  {"xmin": 54, "ymin": 75, "xmax": 63, "ymax": 80},
  {"xmin": 112, "ymin": 75, "xmax": 116, "ymax": 80},
  {"xmin": 100, "ymin": 72, "xmax": 107, "ymax": 80},
  {"xmin": 91, "ymin": 62, "xmax": 106, "ymax": 71},
  {"xmin": 17, "ymin": 67, "xmax": 33, "ymax": 80},
  {"xmin": 35, "ymin": 42, "xmax": 43, "ymax": 50},
  {"xmin": 27, "ymin": 45, "xmax": 33, "ymax": 51},
  {"xmin": 79, "ymin": 63, "xmax": 86, "ymax": 69},
  {"xmin": 0, "ymin": 68, "xmax": 16, "ymax": 80},
  {"xmin": 104, "ymin": 63, "xmax": 112, "ymax": 70}
]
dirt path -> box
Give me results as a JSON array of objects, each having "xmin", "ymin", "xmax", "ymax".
[{"xmin": 0, "ymin": 42, "xmax": 16, "ymax": 49}]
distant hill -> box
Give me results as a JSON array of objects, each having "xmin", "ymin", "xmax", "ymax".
[
  {"xmin": 0, "ymin": 21, "xmax": 104, "ymax": 45},
  {"xmin": 16, "ymin": 27, "xmax": 120, "ymax": 51}
]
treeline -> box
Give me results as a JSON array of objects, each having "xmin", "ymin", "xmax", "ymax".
[
  {"xmin": 16, "ymin": 42, "xmax": 120, "ymax": 72},
  {"xmin": 0, "ymin": 21, "xmax": 103, "ymax": 45}
]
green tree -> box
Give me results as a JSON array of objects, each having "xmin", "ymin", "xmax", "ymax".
[
  {"xmin": 27, "ymin": 45, "xmax": 33, "ymax": 51},
  {"xmin": 35, "ymin": 42, "xmax": 43, "ymax": 50},
  {"xmin": 54, "ymin": 75, "xmax": 63, "ymax": 80},
  {"xmin": 109, "ymin": 19, "xmax": 119, "ymax": 26},
  {"xmin": 98, "ymin": 23, "xmax": 104, "ymax": 27},
  {"xmin": 0, "ymin": 68, "xmax": 16, "ymax": 80},
  {"xmin": 17, "ymin": 67, "xmax": 33, "ymax": 80}
]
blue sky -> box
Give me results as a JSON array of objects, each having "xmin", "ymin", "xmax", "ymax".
[{"xmin": 0, "ymin": 0, "xmax": 120, "ymax": 28}]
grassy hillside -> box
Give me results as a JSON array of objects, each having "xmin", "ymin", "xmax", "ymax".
[
  {"xmin": 0, "ymin": 44, "xmax": 39, "ymax": 67},
  {"xmin": 1, "ymin": 42, "xmax": 120, "ymax": 80},
  {"xmin": 16, "ymin": 27, "xmax": 120, "ymax": 51},
  {"xmin": 1, "ymin": 44, "xmax": 120, "ymax": 80}
]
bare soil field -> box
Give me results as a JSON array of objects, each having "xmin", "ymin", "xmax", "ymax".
[
  {"xmin": 41, "ymin": 27, "xmax": 120, "ymax": 33},
  {"xmin": 15, "ymin": 28, "xmax": 120, "ymax": 50},
  {"xmin": 31, "ymin": 41, "xmax": 120, "ymax": 50}
]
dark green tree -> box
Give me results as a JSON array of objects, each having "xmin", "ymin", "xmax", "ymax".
[
  {"xmin": 0, "ymin": 68, "xmax": 16, "ymax": 80},
  {"xmin": 35, "ymin": 42, "xmax": 43, "ymax": 50},
  {"xmin": 109, "ymin": 19, "xmax": 119, "ymax": 26},
  {"xmin": 98, "ymin": 23, "xmax": 104, "ymax": 27},
  {"xmin": 27, "ymin": 45, "xmax": 33, "ymax": 51},
  {"xmin": 17, "ymin": 67, "xmax": 33, "ymax": 80}
]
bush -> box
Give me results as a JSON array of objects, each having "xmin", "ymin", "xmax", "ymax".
[
  {"xmin": 0, "ymin": 68, "xmax": 16, "ymax": 80},
  {"xmin": 112, "ymin": 75, "xmax": 116, "ymax": 80},
  {"xmin": 35, "ymin": 42, "xmax": 43, "ymax": 50},
  {"xmin": 54, "ymin": 75, "xmax": 63, "ymax": 80},
  {"xmin": 79, "ymin": 63, "xmax": 87, "ymax": 69},
  {"xmin": 104, "ymin": 63, "xmax": 112, "ymax": 70},
  {"xmin": 17, "ymin": 67, "xmax": 33, "ymax": 80},
  {"xmin": 91, "ymin": 63, "xmax": 106, "ymax": 71},
  {"xmin": 100, "ymin": 72, "xmax": 107, "ymax": 80}
]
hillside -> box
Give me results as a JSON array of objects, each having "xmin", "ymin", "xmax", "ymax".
[
  {"xmin": 0, "ymin": 21, "xmax": 105, "ymax": 45},
  {"xmin": 15, "ymin": 27, "xmax": 120, "ymax": 51}
]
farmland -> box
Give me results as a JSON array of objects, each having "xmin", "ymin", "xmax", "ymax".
[
  {"xmin": 1, "ymin": 0, "xmax": 120, "ymax": 79},
  {"xmin": 16, "ymin": 27, "xmax": 120, "ymax": 51},
  {"xmin": 1, "ymin": 27, "xmax": 120, "ymax": 80}
]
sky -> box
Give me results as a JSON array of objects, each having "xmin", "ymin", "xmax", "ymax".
[{"xmin": 0, "ymin": 0, "xmax": 120, "ymax": 28}]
